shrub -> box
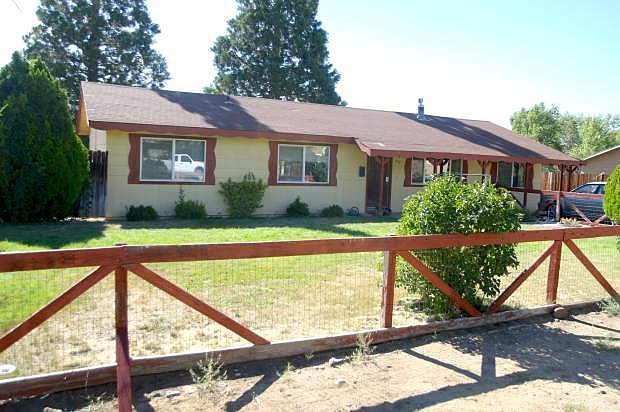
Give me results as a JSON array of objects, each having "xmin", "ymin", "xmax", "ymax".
[
  {"xmin": 286, "ymin": 196, "xmax": 310, "ymax": 217},
  {"xmin": 603, "ymin": 165, "xmax": 620, "ymax": 224},
  {"xmin": 0, "ymin": 53, "xmax": 88, "ymax": 222},
  {"xmin": 218, "ymin": 172, "xmax": 267, "ymax": 218},
  {"xmin": 320, "ymin": 204, "xmax": 344, "ymax": 217},
  {"xmin": 126, "ymin": 205, "xmax": 158, "ymax": 221},
  {"xmin": 396, "ymin": 175, "xmax": 521, "ymax": 317},
  {"xmin": 174, "ymin": 187, "xmax": 206, "ymax": 219}
]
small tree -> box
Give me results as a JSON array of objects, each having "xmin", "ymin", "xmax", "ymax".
[
  {"xmin": 0, "ymin": 53, "xmax": 88, "ymax": 222},
  {"xmin": 396, "ymin": 175, "xmax": 521, "ymax": 317},
  {"xmin": 218, "ymin": 173, "xmax": 267, "ymax": 218}
]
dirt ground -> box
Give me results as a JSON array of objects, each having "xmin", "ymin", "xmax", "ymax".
[{"xmin": 2, "ymin": 310, "xmax": 619, "ymax": 412}]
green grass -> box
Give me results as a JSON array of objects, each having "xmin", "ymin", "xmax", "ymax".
[
  {"xmin": 0, "ymin": 217, "xmax": 617, "ymax": 378},
  {"xmin": 0, "ymin": 216, "xmax": 398, "ymax": 251}
]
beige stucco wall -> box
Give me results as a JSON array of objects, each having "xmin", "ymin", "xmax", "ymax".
[
  {"xmin": 390, "ymin": 157, "xmax": 422, "ymax": 212},
  {"xmin": 105, "ymin": 131, "xmax": 367, "ymax": 217},
  {"xmin": 581, "ymin": 148, "xmax": 620, "ymax": 175},
  {"xmin": 105, "ymin": 132, "xmax": 546, "ymax": 217}
]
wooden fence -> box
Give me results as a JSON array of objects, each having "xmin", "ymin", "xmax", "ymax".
[
  {"xmin": 0, "ymin": 226, "xmax": 619, "ymax": 410},
  {"xmin": 541, "ymin": 171, "xmax": 607, "ymax": 192},
  {"xmin": 78, "ymin": 150, "xmax": 107, "ymax": 217}
]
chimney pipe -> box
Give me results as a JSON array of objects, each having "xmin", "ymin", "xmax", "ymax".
[{"xmin": 417, "ymin": 98, "xmax": 425, "ymax": 120}]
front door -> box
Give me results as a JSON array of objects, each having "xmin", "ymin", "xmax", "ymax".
[{"xmin": 365, "ymin": 157, "xmax": 392, "ymax": 214}]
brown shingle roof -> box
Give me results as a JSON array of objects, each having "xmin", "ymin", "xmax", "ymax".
[{"xmin": 79, "ymin": 82, "xmax": 580, "ymax": 165}]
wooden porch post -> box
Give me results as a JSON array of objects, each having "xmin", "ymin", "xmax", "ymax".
[
  {"xmin": 559, "ymin": 165, "xmax": 566, "ymax": 192},
  {"xmin": 377, "ymin": 157, "xmax": 385, "ymax": 215}
]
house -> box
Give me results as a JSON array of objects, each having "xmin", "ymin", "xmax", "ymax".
[
  {"xmin": 581, "ymin": 145, "xmax": 620, "ymax": 176},
  {"xmin": 77, "ymin": 82, "xmax": 582, "ymax": 218}
]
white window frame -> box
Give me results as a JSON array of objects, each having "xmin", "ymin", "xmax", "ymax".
[
  {"xmin": 411, "ymin": 158, "xmax": 463, "ymax": 185},
  {"xmin": 496, "ymin": 161, "xmax": 525, "ymax": 189},
  {"xmin": 139, "ymin": 136, "xmax": 207, "ymax": 183},
  {"xmin": 276, "ymin": 143, "xmax": 330, "ymax": 184}
]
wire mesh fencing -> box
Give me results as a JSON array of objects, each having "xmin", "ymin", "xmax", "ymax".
[
  {"xmin": 0, "ymin": 268, "xmax": 115, "ymax": 380},
  {"xmin": 0, "ymin": 229, "xmax": 618, "ymax": 383}
]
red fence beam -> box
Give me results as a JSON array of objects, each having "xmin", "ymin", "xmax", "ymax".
[
  {"xmin": 563, "ymin": 239, "xmax": 619, "ymax": 299},
  {"xmin": 380, "ymin": 250, "xmax": 397, "ymax": 328},
  {"xmin": 398, "ymin": 251, "xmax": 481, "ymax": 317},
  {"xmin": 487, "ymin": 242, "xmax": 556, "ymax": 314},
  {"xmin": 0, "ymin": 265, "xmax": 114, "ymax": 353},
  {"xmin": 115, "ymin": 266, "xmax": 132, "ymax": 412},
  {"xmin": 546, "ymin": 241, "xmax": 563, "ymax": 304},
  {"xmin": 127, "ymin": 264, "xmax": 269, "ymax": 345}
]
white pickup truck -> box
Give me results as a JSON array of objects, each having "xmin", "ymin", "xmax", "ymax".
[{"xmin": 162, "ymin": 154, "xmax": 205, "ymax": 179}]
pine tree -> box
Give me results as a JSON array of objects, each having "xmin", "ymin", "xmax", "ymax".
[
  {"xmin": 0, "ymin": 53, "xmax": 89, "ymax": 222},
  {"xmin": 23, "ymin": 0, "xmax": 169, "ymax": 112},
  {"xmin": 211, "ymin": 0, "xmax": 343, "ymax": 105}
]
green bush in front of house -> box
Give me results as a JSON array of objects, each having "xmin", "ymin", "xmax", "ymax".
[
  {"xmin": 603, "ymin": 165, "xmax": 620, "ymax": 251},
  {"xmin": 126, "ymin": 205, "xmax": 158, "ymax": 221},
  {"xmin": 320, "ymin": 204, "xmax": 344, "ymax": 217},
  {"xmin": 174, "ymin": 187, "xmax": 206, "ymax": 219},
  {"xmin": 219, "ymin": 172, "xmax": 267, "ymax": 218},
  {"xmin": 396, "ymin": 175, "xmax": 521, "ymax": 318},
  {"xmin": 286, "ymin": 197, "xmax": 310, "ymax": 217},
  {"xmin": 0, "ymin": 53, "xmax": 88, "ymax": 222},
  {"xmin": 603, "ymin": 165, "xmax": 620, "ymax": 224}
]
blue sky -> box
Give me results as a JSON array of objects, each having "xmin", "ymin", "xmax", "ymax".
[{"xmin": 1, "ymin": 0, "xmax": 619, "ymax": 127}]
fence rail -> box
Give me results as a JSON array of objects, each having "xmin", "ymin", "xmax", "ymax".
[{"xmin": 0, "ymin": 226, "xmax": 618, "ymax": 410}]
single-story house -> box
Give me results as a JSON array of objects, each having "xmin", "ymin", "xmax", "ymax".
[
  {"xmin": 581, "ymin": 145, "xmax": 620, "ymax": 176},
  {"xmin": 77, "ymin": 82, "xmax": 582, "ymax": 218}
]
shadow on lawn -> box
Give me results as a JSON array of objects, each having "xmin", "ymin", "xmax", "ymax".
[{"xmin": 0, "ymin": 216, "xmax": 398, "ymax": 250}]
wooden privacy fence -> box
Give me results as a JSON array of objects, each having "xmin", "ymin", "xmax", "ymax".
[
  {"xmin": 541, "ymin": 171, "xmax": 607, "ymax": 192},
  {"xmin": 0, "ymin": 226, "xmax": 619, "ymax": 410},
  {"xmin": 78, "ymin": 150, "xmax": 107, "ymax": 217}
]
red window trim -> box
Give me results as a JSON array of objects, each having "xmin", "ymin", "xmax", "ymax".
[
  {"xmin": 268, "ymin": 141, "xmax": 338, "ymax": 186},
  {"xmin": 128, "ymin": 134, "xmax": 216, "ymax": 185}
]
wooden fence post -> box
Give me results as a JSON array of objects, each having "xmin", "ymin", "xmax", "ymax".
[
  {"xmin": 380, "ymin": 250, "xmax": 397, "ymax": 328},
  {"xmin": 546, "ymin": 241, "xmax": 562, "ymax": 304},
  {"xmin": 115, "ymin": 265, "xmax": 132, "ymax": 412}
]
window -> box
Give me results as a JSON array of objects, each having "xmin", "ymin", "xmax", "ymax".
[
  {"xmin": 497, "ymin": 162, "xmax": 524, "ymax": 188},
  {"xmin": 573, "ymin": 184, "xmax": 600, "ymax": 194},
  {"xmin": 411, "ymin": 158, "xmax": 434, "ymax": 184},
  {"xmin": 140, "ymin": 137, "xmax": 206, "ymax": 182},
  {"xmin": 277, "ymin": 144, "xmax": 330, "ymax": 183},
  {"xmin": 410, "ymin": 158, "xmax": 462, "ymax": 185},
  {"xmin": 448, "ymin": 159, "xmax": 463, "ymax": 176}
]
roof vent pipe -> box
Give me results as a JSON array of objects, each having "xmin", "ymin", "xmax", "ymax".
[{"xmin": 417, "ymin": 98, "xmax": 425, "ymax": 120}]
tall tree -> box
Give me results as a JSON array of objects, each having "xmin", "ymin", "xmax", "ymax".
[
  {"xmin": 0, "ymin": 53, "xmax": 88, "ymax": 222},
  {"xmin": 558, "ymin": 113, "xmax": 582, "ymax": 154},
  {"xmin": 23, "ymin": 0, "xmax": 169, "ymax": 112},
  {"xmin": 510, "ymin": 103, "xmax": 562, "ymax": 150},
  {"xmin": 210, "ymin": 0, "xmax": 343, "ymax": 105},
  {"xmin": 571, "ymin": 115, "xmax": 619, "ymax": 158}
]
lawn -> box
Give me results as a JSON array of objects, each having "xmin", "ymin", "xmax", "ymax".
[{"xmin": 0, "ymin": 217, "xmax": 617, "ymax": 379}]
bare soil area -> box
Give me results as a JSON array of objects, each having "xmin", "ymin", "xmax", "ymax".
[{"xmin": 2, "ymin": 310, "xmax": 619, "ymax": 412}]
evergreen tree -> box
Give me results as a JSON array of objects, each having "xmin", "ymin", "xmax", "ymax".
[
  {"xmin": 0, "ymin": 53, "xmax": 89, "ymax": 222},
  {"xmin": 211, "ymin": 0, "xmax": 343, "ymax": 105},
  {"xmin": 23, "ymin": 0, "xmax": 169, "ymax": 112}
]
